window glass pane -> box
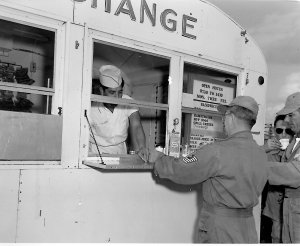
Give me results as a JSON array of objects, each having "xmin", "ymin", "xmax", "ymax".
[
  {"xmin": 0, "ymin": 18, "xmax": 55, "ymax": 87},
  {"xmin": 0, "ymin": 89, "xmax": 52, "ymax": 114},
  {"xmin": 182, "ymin": 63, "xmax": 236, "ymax": 111},
  {"xmin": 88, "ymin": 42, "xmax": 169, "ymax": 156},
  {"xmin": 88, "ymin": 107, "xmax": 166, "ymax": 157},
  {"xmin": 140, "ymin": 108, "xmax": 166, "ymax": 150},
  {"xmin": 181, "ymin": 112, "xmax": 224, "ymax": 153},
  {"xmin": 0, "ymin": 18, "xmax": 55, "ymax": 113},
  {"xmin": 0, "ymin": 110, "xmax": 62, "ymax": 161},
  {"xmin": 92, "ymin": 42, "xmax": 169, "ymax": 104},
  {"xmin": 0, "ymin": 18, "xmax": 60, "ymax": 161},
  {"xmin": 181, "ymin": 63, "xmax": 237, "ymax": 154}
]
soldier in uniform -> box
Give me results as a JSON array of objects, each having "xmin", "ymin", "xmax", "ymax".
[{"xmin": 149, "ymin": 96, "xmax": 269, "ymax": 243}]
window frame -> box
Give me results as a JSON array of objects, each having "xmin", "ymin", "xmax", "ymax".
[
  {"xmin": 0, "ymin": 7, "xmax": 248, "ymax": 170},
  {"xmin": 79, "ymin": 27, "xmax": 183, "ymax": 167},
  {"xmin": 0, "ymin": 7, "xmax": 66, "ymax": 167},
  {"xmin": 179, "ymin": 58, "xmax": 243, "ymax": 150},
  {"xmin": 79, "ymin": 27, "xmax": 245, "ymax": 168}
]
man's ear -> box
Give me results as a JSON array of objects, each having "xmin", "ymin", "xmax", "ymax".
[{"xmin": 227, "ymin": 112, "xmax": 235, "ymax": 124}]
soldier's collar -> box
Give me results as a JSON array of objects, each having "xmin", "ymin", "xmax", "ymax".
[{"xmin": 227, "ymin": 130, "xmax": 252, "ymax": 139}]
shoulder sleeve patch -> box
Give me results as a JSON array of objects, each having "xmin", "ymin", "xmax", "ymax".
[{"xmin": 183, "ymin": 154, "xmax": 198, "ymax": 164}]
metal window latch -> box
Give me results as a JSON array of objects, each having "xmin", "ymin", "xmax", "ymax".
[
  {"xmin": 173, "ymin": 118, "xmax": 179, "ymax": 126},
  {"xmin": 246, "ymin": 73, "xmax": 249, "ymax": 85},
  {"xmin": 58, "ymin": 107, "xmax": 63, "ymax": 116},
  {"xmin": 75, "ymin": 41, "xmax": 80, "ymax": 49}
]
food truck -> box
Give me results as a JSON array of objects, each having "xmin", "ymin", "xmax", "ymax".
[{"xmin": 0, "ymin": 0, "xmax": 267, "ymax": 242}]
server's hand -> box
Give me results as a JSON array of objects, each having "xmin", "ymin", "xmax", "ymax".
[{"xmin": 137, "ymin": 146, "xmax": 149, "ymax": 162}]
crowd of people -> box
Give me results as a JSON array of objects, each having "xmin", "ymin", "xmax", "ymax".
[{"xmin": 89, "ymin": 64, "xmax": 300, "ymax": 243}]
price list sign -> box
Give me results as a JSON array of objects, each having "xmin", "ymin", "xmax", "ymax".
[
  {"xmin": 193, "ymin": 80, "xmax": 234, "ymax": 111},
  {"xmin": 191, "ymin": 114, "xmax": 223, "ymax": 133},
  {"xmin": 189, "ymin": 114, "xmax": 224, "ymax": 150},
  {"xmin": 189, "ymin": 134, "xmax": 215, "ymax": 151}
]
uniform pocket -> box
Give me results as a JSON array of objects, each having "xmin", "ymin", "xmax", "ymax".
[
  {"xmin": 196, "ymin": 210, "xmax": 210, "ymax": 243},
  {"xmin": 196, "ymin": 229, "xmax": 209, "ymax": 243}
]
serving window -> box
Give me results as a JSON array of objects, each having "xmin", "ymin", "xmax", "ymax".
[
  {"xmin": 86, "ymin": 41, "xmax": 169, "ymax": 165},
  {"xmin": 181, "ymin": 63, "xmax": 237, "ymax": 154},
  {"xmin": 0, "ymin": 18, "xmax": 62, "ymax": 163}
]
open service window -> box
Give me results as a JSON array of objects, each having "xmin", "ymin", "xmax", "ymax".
[
  {"xmin": 0, "ymin": 18, "xmax": 62, "ymax": 163},
  {"xmin": 84, "ymin": 41, "xmax": 169, "ymax": 169},
  {"xmin": 181, "ymin": 63, "xmax": 237, "ymax": 155}
]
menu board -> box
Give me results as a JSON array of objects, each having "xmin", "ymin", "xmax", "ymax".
[
  {"xmin": 189, "ymin": 113, "xmax": 224, "ymax": 150},
  {"xmin": 189, "ymin": 134, "xmax": 215, "ymax": 151},
  {"xmin": 191, "ymin": 114, "xmax": 223, "ymax": 133},
  {"xmin": 193, "ymin": 80, "xmax": 234, "ymax": 112},
  {"xmin": 186, "ymin": 79, "xmax": 234, "ymax": 147}
]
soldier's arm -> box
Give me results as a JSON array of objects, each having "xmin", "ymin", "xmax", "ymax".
[
  {"xmin": 152, "ymin": 144, "xmax": 219, "ymax": 185},
  {"xmin": 268, "ymin": 161, "xmax": 300, "ymax": 188}
]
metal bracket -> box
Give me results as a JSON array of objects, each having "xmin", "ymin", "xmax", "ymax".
[
  {"xmin": 75, "ymin": 41, "xmax": 80, "ymax": 49},
  {"xmin": 58, "ymin": 107, "xmax": 62, "ymax": 116},
  {"xmin": 91, "ymin": 0, "xmax": 97, "ymax": 8}
]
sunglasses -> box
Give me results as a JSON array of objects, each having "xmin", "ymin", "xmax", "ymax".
[{"xmin": 275, "ymin": 128, "xmax": 294, "ymax": 135}]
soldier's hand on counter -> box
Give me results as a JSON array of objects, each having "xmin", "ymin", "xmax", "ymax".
[{"xmin": 149, "ymin": 149, "xmax": 165, "ymax": 163}]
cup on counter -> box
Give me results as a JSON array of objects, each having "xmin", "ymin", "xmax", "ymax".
[{"xmin": 279, "ymin": 138, "xmax": 290, "ymax": 150}]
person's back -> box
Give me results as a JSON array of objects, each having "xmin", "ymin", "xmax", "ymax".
[
  {"xmin": 195, "ymin": 131, "xmax": 268, "ymax": 243},
  {"xmin": 204, "ymin": 131, "xmax": 268, "ymax": 208}
]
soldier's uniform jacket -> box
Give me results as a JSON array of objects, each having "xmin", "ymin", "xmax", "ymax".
[
  {"xmin": 268, "ymin": 137, "xmax": 300, "ymax": 243},
  {"xmin": 262, "ymin": 150, "xmax": 284, "ymax": 222},
  {"xmin": 155, "ymin": 130, "xmax": 269, "ymax": 243},
  {"xmin": 268, "ymin": 137, "xmax": 300, "ymax": 188}
]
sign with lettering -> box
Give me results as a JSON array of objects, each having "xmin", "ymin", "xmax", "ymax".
[
  {"xmin": 193, "ymin": 80, "xmax": 234, "ymax": 112},
  {"xmin": 191, "ymin": 113, "xmax": 223, "ymax": 139},
  {"xmin": 189, "ymin": 134, "xmax": 215, "ymax": 151},
  {"xmin": 83, "ymin": 0, "xmax": 199, "ymax": 40},
  {"xmin": 189, "ymin": 113, "xmax": 224, "ymax": 148},
  {"xmin": 191, "ymin": 114, "xmax": 222, "ymax": 133}
]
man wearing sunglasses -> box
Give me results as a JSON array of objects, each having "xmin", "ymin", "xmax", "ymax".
[
  {"xmin": 268, "ymin": 92, "xmax": 300, "ymax": 243},
  {"xmin": 262, "ymin": 115, "xmax": 294, "ymax": 243},
  {"xmin": 264, "ymin": 122, "xmax": 294, "ymax": 152},
  {"xmin": 149, "ymin": 96, "xmax": 269, "ymax": 243}
]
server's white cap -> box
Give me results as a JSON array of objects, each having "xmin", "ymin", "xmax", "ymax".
[{"xmin": 99, "ymin": 65, "xmax": 122, "ymax": 88}]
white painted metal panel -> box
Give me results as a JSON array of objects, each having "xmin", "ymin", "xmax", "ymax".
[
  {"xmin": 73, "ymin": 0, "xmax": 249, "ymax": 67},
  {"xmin": 61, "ymin": 24, "xmax": 85, "ymax": 166},
  {"xmin": 16, "ymin": 169, "xmax": 196, "ymax": 243},
  {"xmin": 0, "ymin": 0, "xmax": 73, "ymax": 22},
  {"xmin": 0, "ymin": 170, "xmax": 20, "ymax": 242},
  {"xmin": 0, "ymin": 111, "xmax": 62, "ymax": 160},
  {"xmin": 243, "ymin": 70, "xmax": 268, "ymax": 144}
]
